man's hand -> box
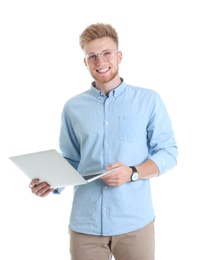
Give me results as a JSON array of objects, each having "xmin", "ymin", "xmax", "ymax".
[
  {"xmin": 29, "ymin": 179, "xmax": 54, "ymax": 197},
  {"xmin": 101, "ymin": 162, "xmax": 132, "ymax": 186}
]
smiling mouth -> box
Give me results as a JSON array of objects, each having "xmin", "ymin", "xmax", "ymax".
[{"xmin": 96, "ymin": 68, "xmax": 110, "ymax": 74}]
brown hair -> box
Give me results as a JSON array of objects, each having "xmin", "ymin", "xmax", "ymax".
[{"xmin": 79, "ymin": 23, "xmax": 119, "ymax": 50}]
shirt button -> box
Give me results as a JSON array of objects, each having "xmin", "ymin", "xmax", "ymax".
[{"xmin": 105, "ymin": 121, "xmax": 109, "ymax": 125}]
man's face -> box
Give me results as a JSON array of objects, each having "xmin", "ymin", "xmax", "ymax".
[{"xmin": 83, "ymin": 37, "xmax": 122, "ymax": 85}]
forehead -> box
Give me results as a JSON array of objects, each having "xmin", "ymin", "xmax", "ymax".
[{"xmin": 84, "ymin": 37, "xmax": 117, "ymax": 54}]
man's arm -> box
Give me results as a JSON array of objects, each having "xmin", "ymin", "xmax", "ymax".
[{"xmin": 102, "ymin": 159, "xmax": 159, "ymax": 186}]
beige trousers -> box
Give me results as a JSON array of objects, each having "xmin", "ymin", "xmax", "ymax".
[{"xmin": 69, "ymin": 221, "xmax": 155, "ymax": 260}]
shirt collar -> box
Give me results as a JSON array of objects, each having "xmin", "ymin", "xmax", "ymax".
[{"xmin": 90, "ymin": 78, "xmax": 126, "ymax": 100}]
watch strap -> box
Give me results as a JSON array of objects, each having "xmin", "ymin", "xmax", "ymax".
[
  {"xmin": 129, "ymin": 166, "xmax": 138, "ymax": 181},
  {"xmin": 129, "ymin": 166, "xmax": 137, "ymax": 173}
]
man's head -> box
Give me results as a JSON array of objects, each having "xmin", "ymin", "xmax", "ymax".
[
  {"xmin": 79, "ymin": 23, "xmax": 122, "ymax": 90},
  {"xmin": 79, "ymin": 23, "xmax": 119, "ymax": 50}
]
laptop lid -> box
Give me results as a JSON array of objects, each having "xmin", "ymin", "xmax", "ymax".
[{"xmin": 9, "ymin": 149, "xmax": 119, "ymax": 188}]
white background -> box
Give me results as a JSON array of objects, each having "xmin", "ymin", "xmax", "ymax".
[{"xmin": 1, "ymin": 0, "xmax": 214, "ymax": 259}]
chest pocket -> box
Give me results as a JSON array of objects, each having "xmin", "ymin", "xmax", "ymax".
[{"xmin": 119, "ymin": 116, "xmax": 144, "ymax": 142}]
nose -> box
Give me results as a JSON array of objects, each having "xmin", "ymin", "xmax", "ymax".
[{"xmin": 95, "ymin": 53, "xmax": 105, "ymax": 64}]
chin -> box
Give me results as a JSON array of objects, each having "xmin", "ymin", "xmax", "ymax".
[{"xmin": 94, "ymin": 72, "xmax": 118, "ymax": 84}]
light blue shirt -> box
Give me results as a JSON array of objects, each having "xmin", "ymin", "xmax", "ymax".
[{"xmin": 59, "ymin": 79, "xmax": 178, "ymax": 236}]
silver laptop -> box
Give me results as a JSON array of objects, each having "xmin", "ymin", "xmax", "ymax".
[{"xmin": 9, "ymin": 149, "xmax": 119, "ymax": 188}]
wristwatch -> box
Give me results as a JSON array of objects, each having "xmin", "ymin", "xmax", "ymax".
[{"xmin": 129, "ymin": 166, "xmax": 139, "ymax": 181}]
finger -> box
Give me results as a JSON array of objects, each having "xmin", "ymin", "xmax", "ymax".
[
  {"xmin": 105, "ymin": 180, "xmax": 120, "ymax": 186},
  {"xmin": 36, "ymin": 187, "xmax": 54, "ymax": 197},
  {"xmin": 29, "ymin": 179, "xmax": 40, "ymax": 188},
  {"xmin": 102, "ymin": 171, "xmax": 114, "ymax": 178},
  {"xmin": 34, "ymin": 184, "xmax": 52, "ymax": 196},
  {"xmin": 106, "ymin": 162, "xmax": 122, "ymax": 170},
  {"xmin": 31, "ymin": 182, "xmax": 50, "ymax": 194}
]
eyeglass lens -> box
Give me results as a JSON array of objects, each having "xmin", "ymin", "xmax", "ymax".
[{"xmin": 86, "ymin": 50, "xmax": 117, "ymax": 64}]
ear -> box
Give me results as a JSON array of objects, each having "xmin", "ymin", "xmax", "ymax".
[
  {"xmin": 118, "ymin": 51, "xmax": 122, "ymax": 64},
  {"xmin": 84, "ymin": 58, "xmax": 88, "ymax": 68}
]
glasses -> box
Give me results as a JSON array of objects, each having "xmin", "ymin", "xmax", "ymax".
[{"xmin": 85, "ymin": 50, "xmax": 118, "ymax": 64}]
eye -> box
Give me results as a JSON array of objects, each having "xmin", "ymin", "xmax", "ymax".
[
  {"xmin": 102, "ymin": 50, "xmax": 111, "ymax": 57},
  {"xmin": 88, "ymin": 54, "xmax": 97, "ymax": 60}
]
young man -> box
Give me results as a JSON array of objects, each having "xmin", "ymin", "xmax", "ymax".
[{"xmin": 29, "ymin": 23, "xmax": 178, "ymax": 260}]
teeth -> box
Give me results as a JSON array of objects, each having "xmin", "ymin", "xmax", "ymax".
[{"xmin": 98, "ymin": 68, "xmax": 108, "ymax": 73}]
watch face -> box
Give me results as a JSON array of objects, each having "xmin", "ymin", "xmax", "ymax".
[{"xmin": 132, "ymin": 172, "xmax": 139, "ymax": 181}]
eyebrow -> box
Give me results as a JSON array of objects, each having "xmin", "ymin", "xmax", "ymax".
[{"xmin": 86, "ymin": 49, "xmax": 110, "ymax": 55}]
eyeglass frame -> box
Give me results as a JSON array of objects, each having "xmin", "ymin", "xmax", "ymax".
[{"xmin": 84, "ymin": 49, "xmax": 119, "ymax": 64}]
